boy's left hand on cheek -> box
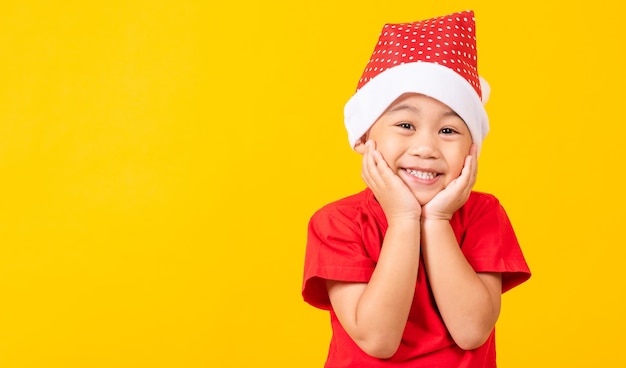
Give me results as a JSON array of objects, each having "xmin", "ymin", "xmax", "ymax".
[{"xmin": 422, "ymin": 144, "xmax": 478, "ymax": 221}]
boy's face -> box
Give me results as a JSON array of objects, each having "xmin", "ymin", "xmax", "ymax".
[{"xmin": 355, "ymin": 93, "xmax": 473, "ymax": 205}]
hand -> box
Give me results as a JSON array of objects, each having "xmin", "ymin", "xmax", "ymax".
[
  {"xmin": 361, "ymin": 140, "xmax": 421, "ymax": 222},
  {"xmin": 422, "ymin": 144, "xmax": 478, "ymax": 221}
]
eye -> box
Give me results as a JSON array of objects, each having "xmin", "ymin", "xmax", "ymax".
[
  {"xmin": 397, "ymin": 122, "xmax": 414, "ymax": 130},
  {"xmin": 440, "ymin": 127, "xmax": 458, "ymax": 135}
]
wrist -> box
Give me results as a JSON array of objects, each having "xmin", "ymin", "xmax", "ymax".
[
  {"xmin": 386, "ymin": 215, "xmax": 421, "ymax": 228},
  {"xmin": 420, "ymin": 210, "xmax": 453, "ymax": 222},
  {"xmin": 420, "ymin": 217, "xmax": 452, "ymax": 237},
  {"xmin": 420, "ymin": 216, "xmax": 451, "ymax": 226}
]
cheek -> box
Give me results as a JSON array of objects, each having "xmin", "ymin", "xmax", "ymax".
[
  {"xmin": 374, "ymin": 142, "xmax": 400, "ymax": 164},
  {"xmin": 447, "ymin": 151, "xmax": 470, "ymax": 176},
  {"xmin": 450, "ymin": 160, "xmax": 465, "ymax": 176}
]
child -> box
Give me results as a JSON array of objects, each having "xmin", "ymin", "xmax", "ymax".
[{"xmin": 302, "ymin": 10, "xmax": 531, "ymax": 367}]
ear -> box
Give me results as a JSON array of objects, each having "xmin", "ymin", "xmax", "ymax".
[
  {"xmin": 354, "ymin": 140, "xmax": 367, "ymax": 154},
  {"xmin": 353, "ymin": 132, "xmax": 370, "ymax": 154}
]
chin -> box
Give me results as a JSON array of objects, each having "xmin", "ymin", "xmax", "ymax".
[{"xmin": 414, "ymin": 193, "xmax": 436, "ymax": 206}]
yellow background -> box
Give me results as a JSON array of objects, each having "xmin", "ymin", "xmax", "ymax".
[{"xmin": 1, "ymin": 1, "xmax": 624, "ymax": 367}]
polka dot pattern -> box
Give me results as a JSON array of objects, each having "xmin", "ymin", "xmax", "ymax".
[{"xmin": 356, "ymin": 10, "xmax": 482, "ymax": 99}]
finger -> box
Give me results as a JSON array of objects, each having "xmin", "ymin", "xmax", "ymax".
[
  {"xmin": 371, "ymin": 153, "xmax": 398, "ymax": 189},
  {"xmin": 363, "ymin": 141, "xmax": 378, "ymax": 173},
  {"xmin": 467, "ymin": 144, "xmax": 478, "ymax": 188},
  {"xmin": 361, "ymin": 147, "xmax": 373, "ymax": 185},
  {"xmin": 367, "ymin": 143, "xmax": 394, "ymax": 177},
  {"xmin": 362, "ymin": 141, "xmax": 381, "ymax": 186},
  {"xmin": 449, "ymin": 154, "xmax": 472, "ymax": 193},
  {"xmin": 470, "ymin": 143, "xmax": 478, "ymax": 157},
  {"xmin": 459, "ymin": 155, "xmax": 473, "ymax": 188}
]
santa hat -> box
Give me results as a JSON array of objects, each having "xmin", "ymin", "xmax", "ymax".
[{"xmin": 344, "ymin": 10, "xmax": 490, "ymax": 153}]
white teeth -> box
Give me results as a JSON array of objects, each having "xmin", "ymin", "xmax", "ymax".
[{"xmin": 405, "ymin": 169, "xmax": 436, "ymax": 179}]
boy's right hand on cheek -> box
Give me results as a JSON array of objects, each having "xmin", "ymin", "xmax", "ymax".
[{"xmin": 361, "ymin": 140, "xmax": 421, "ymax": 222}]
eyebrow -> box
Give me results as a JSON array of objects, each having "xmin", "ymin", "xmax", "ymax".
[
  {"xmin": 386, "ymin": 103, "xmax": 420, "ymax": 114},
  {"xmin": 386, "ymin": 103, "xmax": 459, "ymax": 117}
]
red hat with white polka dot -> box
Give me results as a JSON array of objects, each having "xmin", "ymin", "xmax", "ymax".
[{"xmin": 344, "ymin": 10, "xmax": 490, "ymax": 153}]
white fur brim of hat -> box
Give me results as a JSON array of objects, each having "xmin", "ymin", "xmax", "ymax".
[{"xmin": 344, "ymin": 62, "xmax": 490, "ymax": 154}]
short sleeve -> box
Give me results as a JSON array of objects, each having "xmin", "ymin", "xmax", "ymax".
[
  {"xmin": 302, "ymin": 206, "xmax": 377, "ymax": 310},
  {"xmin": 458, "ymin": 193, "xmax": 531, "ymax": 293}
]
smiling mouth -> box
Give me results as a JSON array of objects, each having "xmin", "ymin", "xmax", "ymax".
[{"xmin": 403, "ymin": 168, "xmax": 439, "ymax": 180}]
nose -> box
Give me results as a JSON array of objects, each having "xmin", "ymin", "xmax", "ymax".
[{"xmin": 408, "ymin": 131, "xmax": 438, "ymax": 158}]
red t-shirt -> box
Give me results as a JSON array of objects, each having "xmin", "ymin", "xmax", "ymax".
[{"xmin": 302, "ymin": 189, "xmax": 531, "ymax": 367}]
